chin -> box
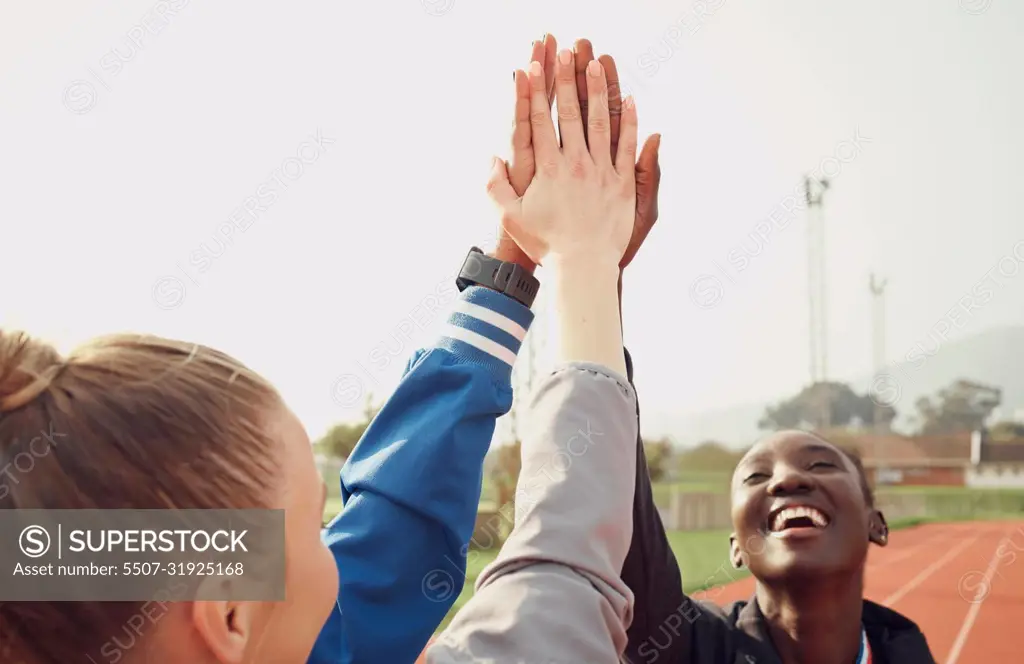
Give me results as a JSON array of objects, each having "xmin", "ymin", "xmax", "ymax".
[{"xmin": 757, "ymin": 544, "xmax": 847, "ymax": 581}]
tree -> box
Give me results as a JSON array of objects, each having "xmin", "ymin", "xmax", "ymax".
[
  {"xmin": 317, "ymin": 421, "xmax": 368, "ymax": 460},
  {"xmin": 675, "ymin": 440, "xmax": 745, "ymax": 475},
  {"xmin": 643, "ymin": 438, "xmax": 673, "ymax": 482},
  {"xmin": 316, "ymin": 398, "xmax": 381, "ymax": 460},
  {"xmin": 489, "ymin": 441, "xmax": 522, "ymax": 512},
  {"xmin": 989, "ymin": 420, "xmax": 1024, "ymax": 441},
  {"xmin": 759, "ymin": 381, "xmax": 895, "ymax": 431},
  {"xmin": 914, "ymin": 379, "xmax": 1002, "ymax": 436}
]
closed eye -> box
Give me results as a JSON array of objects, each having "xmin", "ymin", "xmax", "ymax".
[
  {"xmin": 809, "ymin": 460, "xmax": 836, "ymax": 470},
  {"xmin": 743, "ymin": 472, "xmax": 770, "ymax": 484}
]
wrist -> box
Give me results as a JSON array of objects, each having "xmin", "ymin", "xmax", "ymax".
[
  {"xmin": 459, "ymin": 247, "xmax": 540, "ymax": 308},
  {"xmin": 547, "ymin": 258, "xmax": 625, "ymax": 375},
  {"xmin": 545, "ymin": 253, "xmax": 620, "ymax": 282}
]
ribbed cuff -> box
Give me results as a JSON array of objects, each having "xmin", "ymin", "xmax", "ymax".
[{"xmin": 432, "ymin": 286, "xmax": 535, "ymax": 384}]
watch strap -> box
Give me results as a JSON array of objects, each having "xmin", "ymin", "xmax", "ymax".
[{"xmin": 457, "ymin": 247, "xmax": 539, "ymax": 308}]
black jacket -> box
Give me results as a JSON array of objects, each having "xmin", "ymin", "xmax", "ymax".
[{"xmin": 620, "ymin": 350, "xmax": 936, "ymax": 664}]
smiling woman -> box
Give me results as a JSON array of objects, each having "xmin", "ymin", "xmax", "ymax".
[
  {"xmin": 729, "ymin": 436, "xmax": 888, "ymax": 584},
  {"xmin": 621, "ymin": 429, "xmax": 937, "ymax": 664}
]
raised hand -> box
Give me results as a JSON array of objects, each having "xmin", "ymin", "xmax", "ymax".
[
  {"xmin": 486, "ymin": 50, "xmax": 638, "ymax": 268},
  {"xmin": 498, "ymin": 37, "xmax": 662, "ymax": 272},
  {"xmin": 490, "ymin": 37, "xmax": 556, "ymax": 273}
]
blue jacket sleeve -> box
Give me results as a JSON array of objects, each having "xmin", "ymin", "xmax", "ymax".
[{"xmin": 308, "ymin": 285, "xmax": 535, "ymax": 664}]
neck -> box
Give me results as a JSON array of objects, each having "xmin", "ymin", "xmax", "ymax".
[{"xmin": 756, "ymin": 571, "xmax": 865, "ymax": 664}]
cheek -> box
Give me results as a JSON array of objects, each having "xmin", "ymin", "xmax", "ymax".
[
  {"xmin": 293, "ymin": 535, "xmax": 339, "ymax": 620},
  {"xmin": 276, "ymin": 526, "xmax": 339, "ymax": 652}
]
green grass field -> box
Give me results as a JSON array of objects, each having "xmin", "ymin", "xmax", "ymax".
[
  {"xmin": 324, "ymin": 483, "xmax": 1024, "ymax": 525},
  {"xmin": 320, "ymin": 480, "xmax": 1022, "ymax": 635},
  {"xmin": 432, "ymin": 528, "xmax": 745, "ymax": 634},
  {"xmin": 429, "ymin": 515, "xmax": 939, "ymax": 633}
]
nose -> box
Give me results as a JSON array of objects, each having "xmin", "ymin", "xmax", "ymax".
[{"xmin": 766, "ymin": 463, "xmax": 814, "ymax": 496}]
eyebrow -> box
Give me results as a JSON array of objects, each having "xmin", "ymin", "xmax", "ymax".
[
  {"xmin": 736, "ymin": 443, "xmax": 844, "ymax": 471},
  {"xmin": 803, "ymin": 443, "xmax": 844, "ymax": 457}
]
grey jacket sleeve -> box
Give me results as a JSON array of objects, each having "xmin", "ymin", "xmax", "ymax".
[{"xmin": 426, "ymin": 362, "xmax": 638, "ymax": 664}]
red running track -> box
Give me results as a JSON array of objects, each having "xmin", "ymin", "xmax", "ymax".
[
  {"xmin": 418, "ymin": 520, "xmax": 1024, "ymax": 662},
  {"xmin": 691, "ymin": 520, "xmax": 1024, "ymax": 663}
]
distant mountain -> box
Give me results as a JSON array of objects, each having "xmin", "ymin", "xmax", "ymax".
[{"xmin": 646, "ymin": 325, "xmax": 1024, "ymax": 450}]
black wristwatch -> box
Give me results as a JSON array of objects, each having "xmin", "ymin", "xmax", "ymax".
[{"xmin": 456, "ymin": 246, "xmax": 540, "ymax": 308}]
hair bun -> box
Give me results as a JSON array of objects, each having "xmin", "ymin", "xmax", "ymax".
[{"xmin": 0, "ymin": 330, "xmax": 65, "ymax": 413}]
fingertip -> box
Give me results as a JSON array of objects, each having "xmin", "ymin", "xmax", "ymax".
[{"xmin": 587, "ymin": 59, "xmax": 604, "ymax": 78}]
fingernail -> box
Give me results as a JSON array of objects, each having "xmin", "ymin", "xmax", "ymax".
[
  {"xmin": 558, "ymin": 49, "xmax": 572, "ymax": 65},
  {"xmin": 530, "ymin": 61, "xmax": 543, "ymax": 76},
  {"xmin": 587, "ymin": 60, "xmax": 602, "ymax": 77}
]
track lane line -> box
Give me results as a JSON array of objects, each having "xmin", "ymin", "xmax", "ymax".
[
  {"xmin": 944, "ymin": 530, "xmax": 1006, "ymax": 664},
  {"xmin": 882, "ymin": 533, "xmax": 979, "ymax": 607}
]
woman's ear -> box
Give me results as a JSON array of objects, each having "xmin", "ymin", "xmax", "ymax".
[
  {"xmin": 191, "ymin": 600, "xmax": 251, "ymax": 663},
  {"xmin": 729, "ymin": 533, "xmax": 744, "ymax": 568},
  {"xmin": 190, "ymin": 577, "xmax": 264, "ymax": 663},
  {"xmin": 868, "ymin": 509, "xmax": 889, "ymax": 547}
]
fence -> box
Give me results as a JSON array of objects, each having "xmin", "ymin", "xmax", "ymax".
[{"xmin": 660, "ymin": 490, "xmax": 1024, "ymax": 531}]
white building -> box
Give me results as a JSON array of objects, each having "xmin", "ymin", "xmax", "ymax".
[{"xmin": 964, "ymin": 430, "xmax": 1024, "ymax": 489}]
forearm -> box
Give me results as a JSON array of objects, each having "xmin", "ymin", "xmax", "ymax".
[
  {"xmin": 310, "ymin": 286, "xmax": 534, "ymax": 664},
  {"xmin": 427, "ymin": 363, "xmax": 638, "ymax": 663},
  {"xmin": 620, "ymin": 348, "xmax": 690, "ymax": 664},
  {"xmin": 547, "ymin": 258, "xmax": 626, "ymax": 376}
]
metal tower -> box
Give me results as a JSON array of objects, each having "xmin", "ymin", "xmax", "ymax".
[
  {"xmin": 870, "ymin": 273, "xmax": 888, "ymax": 433},
  {"xmin": 805, "ymin": 175, "xmax": 830, "ymax": 428}
]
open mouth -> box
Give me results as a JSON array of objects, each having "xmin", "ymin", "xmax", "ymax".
[{"xmin": 767, "ymin": 505, "xmax": 830, "ymax": 535}]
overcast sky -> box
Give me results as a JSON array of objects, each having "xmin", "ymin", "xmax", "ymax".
[{"xmin": 2, "ymin": 0, "xmax": 1022, "ymax": 442}]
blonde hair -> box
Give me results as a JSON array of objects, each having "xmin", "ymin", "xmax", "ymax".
[{"xmin": 0, "ymin": 329, "xmax": 283, "ymax": 663}]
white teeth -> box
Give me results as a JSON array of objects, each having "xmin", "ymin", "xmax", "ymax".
[{"xmin": 771, "ymin": 506, "xmax": 828, "ymax": 531}]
